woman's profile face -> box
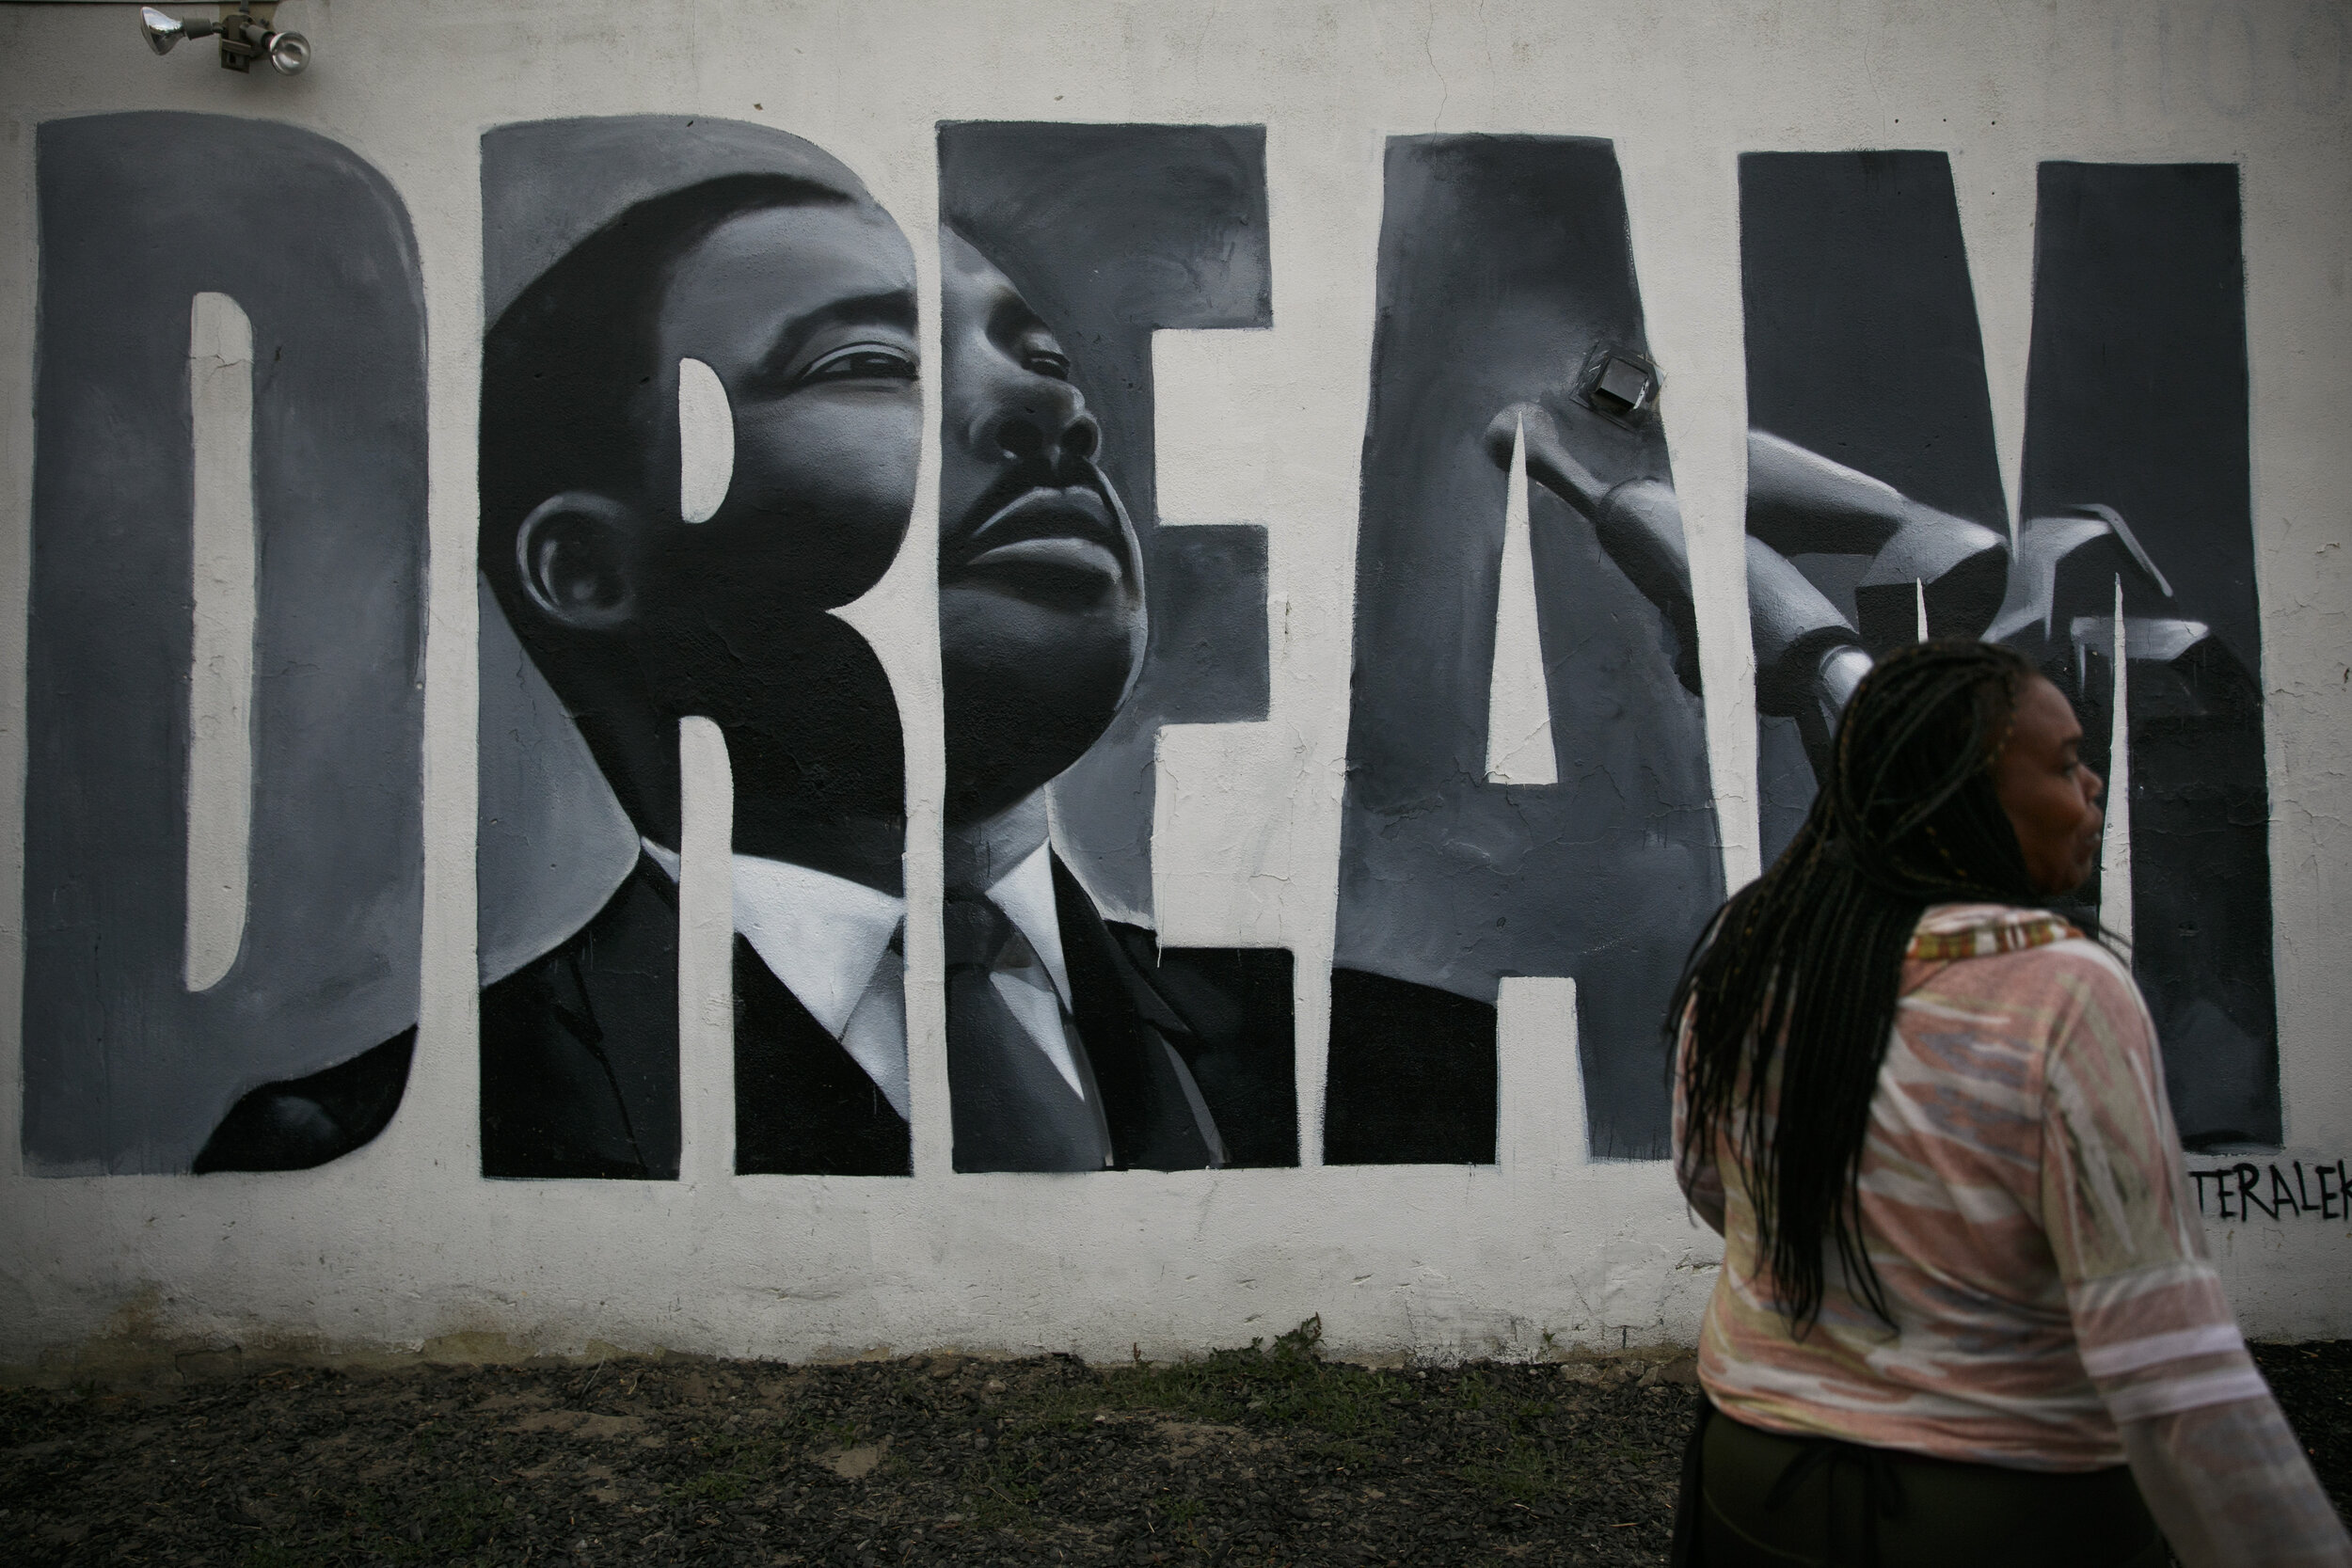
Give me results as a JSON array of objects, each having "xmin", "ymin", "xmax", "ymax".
[{"xmin": 1994, "ymin": 673, "xmax": 2106, "ymax": 894}]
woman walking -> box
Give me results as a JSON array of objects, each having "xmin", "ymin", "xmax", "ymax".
[{"xmin": 1670, "ymin": 639, "xmax": 2348, "ymax": 1566}]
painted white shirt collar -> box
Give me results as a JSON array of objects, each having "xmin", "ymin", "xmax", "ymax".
[
  {"xmin": 638, "ymin": 833, "xmax": 1073, "ymax": 1027},
  {"xmin": 981, "ymin": 840, "xmax": 1072, "ymax": 1007},
  {"xmin": 639, "ymin": 839, "xmax": 901, "ymax": 1039}
]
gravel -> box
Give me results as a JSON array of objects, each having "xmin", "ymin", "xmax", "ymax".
[{"xmin": 1, "ymin": 1326, "xmax": 2343, "ymax": 1566}]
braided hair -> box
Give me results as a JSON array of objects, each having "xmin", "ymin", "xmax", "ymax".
[{"xmin": 1670, "ymin": 638, "xmax": 2051, "ymax": 1332}]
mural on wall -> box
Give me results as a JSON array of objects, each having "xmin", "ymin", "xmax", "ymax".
[
  {"xmin": 23, "ymin": 113, "xmax": 426, "ymax": 1176},
  {"xmin": 1333, "ymin": 135, "xmax": 1725, "ymax": 1164},
  {"xmin": 1738, "ymin": 150, "xmax": 2013, "ymax": 854},
  {"xmin": 2016, "ymin": 163, "xmax": 2274, "ymax": 1148},
  {"xmin": 934, "ymin": 123, "xmax": 1296, "ymax": 1173},
  {"xmin": 1737, "ymin": 152, "xmax": 2276, "ymax": 1148},
  {"xmin": 473, "ymin": 119, "xmax": 918, "ymax": 1180},
  {"xmin": 15, "ymin": 114, "xmax": 2283, "ymax": 1183}
]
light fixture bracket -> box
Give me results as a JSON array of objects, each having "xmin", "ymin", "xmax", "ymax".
[
  {"xmin": 139, "ymin": 3, "xmax": 307, "ymax": 77},
  {"xmin": 214, "ymin": 3, "xmax": 278, "ymax": 73}
]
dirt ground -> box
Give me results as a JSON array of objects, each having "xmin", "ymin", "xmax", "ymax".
[{"xmin": 3, "ymin": 1329, "xmax": 2346, "ymax": 1567}]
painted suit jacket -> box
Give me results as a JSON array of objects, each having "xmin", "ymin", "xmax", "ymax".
[
  {"xmin": 474, "ymin": 855, "xmax": 1299, "ymax": 1179},
  {"xmin": 198, "ymin": 858, "xmax": 1499, "ymax": 1174}
]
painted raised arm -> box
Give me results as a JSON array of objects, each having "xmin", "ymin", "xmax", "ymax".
[{"xmin": 1487, "ymin": 404, "xmax": 1871, "ymax": 775}]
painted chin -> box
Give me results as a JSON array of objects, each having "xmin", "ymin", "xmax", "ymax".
[
  {"xmin": 2049, "ymin": 833, "xmax": 2100, "ymax": 894},
  {"xmin": 942, "ymin": 483, "xmax": 1136, "ymax": 609}
]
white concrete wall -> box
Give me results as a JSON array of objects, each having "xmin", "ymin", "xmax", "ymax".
[{"xmin": 0, "ymin": 0, "xmax": 2346, "ymax": 1370}]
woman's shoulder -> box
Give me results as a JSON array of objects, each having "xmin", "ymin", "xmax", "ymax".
[
  {"xmin": 1905, "ymin": 903, "xmax": 2146, "ymax": 1027},
  {"xmin": 1909, "ymin": 901, "xmax": 2080, "ymax": 958}
]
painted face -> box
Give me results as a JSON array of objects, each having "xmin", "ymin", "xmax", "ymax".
[
  {"xmin": 1994, "ymin": 673, "xmax": 2106, "ymax": 894},
  {"xmin": 646, "ymin": 200, "xmax": 922, "ymax": 618},
  {"xmin": 936, "ymin": 229, "xmax": 1148, "ymax": 825}
]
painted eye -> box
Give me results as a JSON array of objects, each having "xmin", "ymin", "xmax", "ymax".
[{"xmin": 800, "ymin": 342, "xmax": 917, "ymax": 384}]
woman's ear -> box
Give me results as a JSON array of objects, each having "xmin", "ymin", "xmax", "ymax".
[{"xmin": 514, "ymin": 492, "xmax": 642, "ymax": 631}]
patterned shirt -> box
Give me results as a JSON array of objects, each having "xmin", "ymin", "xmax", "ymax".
[{"xmin": 1674, "ymin": 903, "xmax": 2268, "ymax": 1470}]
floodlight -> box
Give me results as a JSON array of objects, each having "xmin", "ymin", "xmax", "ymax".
[{"xmin": 138, "ymin": 6, "xmax": 309, "ymax": 79}]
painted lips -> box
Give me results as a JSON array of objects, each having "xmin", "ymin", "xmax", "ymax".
[{"xmin": 944, "ymin": 483, "xmax": 1128, "ymax": 585}]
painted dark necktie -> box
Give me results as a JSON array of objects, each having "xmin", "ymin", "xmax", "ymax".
[{"xmin": 943, "ymin": 889, "xmax": 1113, "ymax": 1172}]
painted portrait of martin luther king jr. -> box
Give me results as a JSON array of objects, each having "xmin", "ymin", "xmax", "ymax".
[
  {"xmin": 199, "ymin": 118, "xmax": 926, "ymax": 1179},
  {"xmin": 932, "ymin": 225, "xmax": 1303, "ymax": 1175},
  {"xmin": 471, "ymin": 118, "xmax": 922, "ymax": 1180},
  {"xmin": 219, "ymin": 119, "xmax": 1308, "ymax": 1179},
  {"xmin": 470, "ymin": 116, "xmax": 1301, "ymax": 1181}
]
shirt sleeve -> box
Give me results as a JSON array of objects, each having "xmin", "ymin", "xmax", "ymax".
[{"xmin": 2038, "ymin": 943, "xmax": 2269, "ymax": 1422}]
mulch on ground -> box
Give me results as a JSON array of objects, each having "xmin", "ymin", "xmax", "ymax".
[{"xmin": 2, "ymin": 1326, "xmax": 2344, "ymax": 1567}]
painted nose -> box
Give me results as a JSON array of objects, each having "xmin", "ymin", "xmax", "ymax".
[{"xmin": 989, "ymin": 380, "xmax": 1099, "ymax": 468}]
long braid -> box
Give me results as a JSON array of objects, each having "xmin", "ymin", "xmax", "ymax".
[{"xmin": 1669, "ymin": 639, "xmax": 2047, "ymax": 1332}]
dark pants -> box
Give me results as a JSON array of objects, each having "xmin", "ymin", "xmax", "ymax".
[{"xmin": 1672, "ymin": 1399, "xmax": 2170, "ymax": 1568}]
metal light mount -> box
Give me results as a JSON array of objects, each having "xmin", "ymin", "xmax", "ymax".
[
  {"xmin": 1572, "ymin": 342, "xmax": 1662, "ymax": 430},
  {"xmin": 140, "ymin": 5, "xmax": 309, "ymax": 76}
]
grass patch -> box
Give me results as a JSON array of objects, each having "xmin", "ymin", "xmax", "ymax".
[
  {"xmin": 237, "ymin": 1544, "xmax": 317, "ymax": 1568},
  {"xmin": 1000, "ymin": 1315, "xmax": 1417, "ymax": 1443},
  {"xmin": 236, "ymin": 1479, "xmax": 513, "ymax": 1567},
  {"xmin": 672, "ymin": 1467, "xmax": 752, "ymax": 1503},
  {"xmin": 1458, "ymin": 1439, "xmax": 1565, "ymax": 1502},
  {"xmin": 662, "ymin": 1424, "xmax": 795, "ymax": 1504},
  {"xmin": 961, "ymin": 1450, "xmax": 1043, "ymax": 1532},
  {"xmin": 24, "ymin": 1338, "xmax": 1728, "ymax": 1565},
  {"xmin": 380, "ymin": 1480, "xmax": 509, "ymax": 1563},
  {"xmin": 0, "ymin": 1386, "xmax": 95, "ymax": 1448}
]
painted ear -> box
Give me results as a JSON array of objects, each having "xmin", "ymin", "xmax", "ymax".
[{"xmin": 514, "ymin": 492, "xmax": 640, "ymax": 631}]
